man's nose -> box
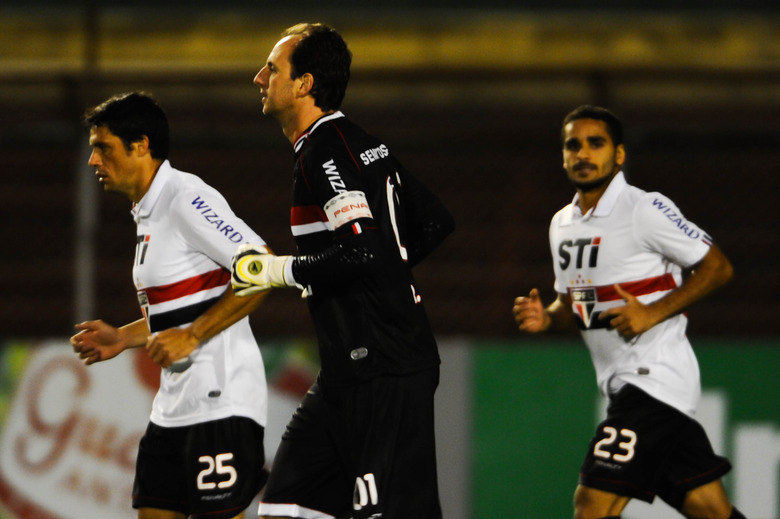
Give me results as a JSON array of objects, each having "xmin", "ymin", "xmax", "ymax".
[
  {"xmin": 253, "ymin": 68, "xmax": 266, "ymax": 86},
  {"xmin": 88, "ymin": 150, "xmax": 100, "ymax": 167}
]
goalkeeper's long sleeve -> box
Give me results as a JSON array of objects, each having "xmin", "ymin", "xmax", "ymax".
[
  {"xmin": 405, "ymin": 204, "xmax": 455, "ymax": 267},
  {"xmin": 393, "ymin": 160, "xmax": 455, "ymax": 267},
  {"xmin": 290, "ymin": 222, "xmax": 381, "ymax": 286}
]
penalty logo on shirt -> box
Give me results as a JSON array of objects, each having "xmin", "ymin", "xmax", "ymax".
[{"xmin": 570, "ymin": 288, "xmax": 597, "ymax": 328}]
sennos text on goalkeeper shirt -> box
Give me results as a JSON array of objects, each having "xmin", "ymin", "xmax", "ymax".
[{"xmin": 360, "ymin": 144, "xmax": 389, "ymax": 165}]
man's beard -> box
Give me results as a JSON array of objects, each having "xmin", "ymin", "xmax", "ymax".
[
  {"xmin": 571, "ymin": 174, "xmax": 613, "ymax": 193},
  {"xmin": 569, "ymin": 164, "xmax": 618, "ymax": 193}
]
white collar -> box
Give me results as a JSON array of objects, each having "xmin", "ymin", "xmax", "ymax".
[
  {"xmin": 131, "ymin": 160, "xmax": 172, "ymax": 222},
  {"xmin": 565, "ymin": 171, "xmax": 627, "ymax": 224}
]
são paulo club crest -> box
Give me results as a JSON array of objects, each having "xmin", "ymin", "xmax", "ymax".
[{"xmin": 570, "ymin": 287, "xmax": 597, "ymax": 329}]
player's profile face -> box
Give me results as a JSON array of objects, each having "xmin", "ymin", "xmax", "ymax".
[
  {"xmin": 562, "ymin": 118, "xmax": 625, "ymax": 192},
  {"xmin": 87, "ymin": 125, "xmax": 141, "ymax": 198},
  {"xmin": 253, "ymin": 35, "xmax": 300, "ymax": 118}
]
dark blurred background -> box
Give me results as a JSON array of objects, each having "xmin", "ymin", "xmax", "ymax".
[{"xmin": 1, "ymin": 1, "xmax": 778, "ymax": 341}]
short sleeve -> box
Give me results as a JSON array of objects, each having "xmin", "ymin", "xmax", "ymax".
[
  {"xmin": 633, "ymin": 192, "xmax": 712, "ymax": 268},
  {"xmin": 171, "ymin": 186, "xmax": 266, "ymax": 269}
]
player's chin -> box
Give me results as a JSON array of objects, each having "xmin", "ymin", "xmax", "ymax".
[
  {"xmin": 261, "ymin": 103, "xmax": 278, "ymax": 118},
  {"xmin": 102, "ymin": 181, "xmax": 123, "ymax": 194}
]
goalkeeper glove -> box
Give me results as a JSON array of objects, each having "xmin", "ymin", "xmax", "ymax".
[{"xmin": 231, "ymin": 243, "xmax": 295, "ymax": 296}]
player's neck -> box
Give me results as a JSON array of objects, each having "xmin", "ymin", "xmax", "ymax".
[
  {"xmin": 577, "ymin": 190, "xmax": 603, "ymax": 214},
  {"xmin": 130, "ymin": 159, "xmax": 163, "ymax": 204},
  {"xmin": 284, "ymin": 104, "xmax": 330, "ymax": 145},
  {"xmin": 575, "ymin": 169, "xmax": 618, "ymax": 214}
]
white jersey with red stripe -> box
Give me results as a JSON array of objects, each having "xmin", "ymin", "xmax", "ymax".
[
  {"xmin": 550, "ymin": 172, "xmax": 712, "ymax": 416},
  {"xmin": 131, "ymin": 160, "xmax": 268, "ymax": 428}
]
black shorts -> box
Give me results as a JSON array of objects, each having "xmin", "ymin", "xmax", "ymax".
[
  {"xmin": 260, "ymin": 367, "xmax": 441, "ymax": 519},
  {"xmin": 132, "ymin": 415, "xmax": 267, "ymax": 519},
  {"xmin": 579, "ymin": 385, "xmax": 731, "ymax": 509}
]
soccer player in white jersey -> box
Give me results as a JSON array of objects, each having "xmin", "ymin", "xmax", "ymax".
[
  {"xmin": 513, "ymin": 105, "xmax": 745, "ymax": 519},
  {"xmin": 70, "ymin": 92, "xmax": 270, "ymax": 519}
]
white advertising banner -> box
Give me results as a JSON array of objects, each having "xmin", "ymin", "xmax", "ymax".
[
  {"xmin": 0, "ymin": 340, "xmax": 306, "ymax": 519},
  {"xmin": 0, "ymin": 340, "xmax": 153, "ymax": 518}
]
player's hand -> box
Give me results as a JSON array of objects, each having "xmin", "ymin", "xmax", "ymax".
[
  {"xmin": 513, "ymin": 289, "xmax": 550, "ymax": 333},
  {"xmin": 231, "ymin": 243, "xmax": 273, "ymax": 295},
  {"xmin": 231, "ymin": 243, "xmax": 293, "ymax": 296},
  {"xmin": 598, "ymin": 284, "xmax": 658, "ymax": 340},
  {"xmin": 70, "ymin": 320, "xmax": 127, "ymax": 365},
  {"xmin": 146, "ymin": 327, "xmax": 199, "ymax": 368}
]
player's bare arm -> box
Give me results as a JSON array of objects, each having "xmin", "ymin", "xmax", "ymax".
[
  {"xmin": 146, "ymin": 285, "xmax": 268, "ymax": 368},
  {"xmin": 71, "ymin": 318, "xmax": 150, "ymax": 365},
  {"xmin": 514, "ymin": 290, "xmax": 575, "ymax": 333},
  {"xmin": 600, "ymin": 244, "xmax": 733, "ymax": 339}
]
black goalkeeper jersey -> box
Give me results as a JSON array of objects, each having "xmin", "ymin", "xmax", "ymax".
[{"xmin": 288, "ymin": 112, "xmax": 454, "ymax": 387}]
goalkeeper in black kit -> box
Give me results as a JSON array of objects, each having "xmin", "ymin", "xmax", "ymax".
[{"xmin": 232, "ymin": 22, "xmax": 454, "ymax": 519}]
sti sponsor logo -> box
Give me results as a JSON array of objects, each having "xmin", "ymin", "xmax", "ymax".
[
  {"xmin": 190, "ymin": 196, "xmax": 244, "ymax": 242},
  {"xmin": 558, "ymin": 237, "xmax": 601, "ymax": 270},
  {"xmin": 323, "ymin": 159, "xmax": 347, "ymax": 194},
  {"xmin": 651, "ymin": 198, "xmax": 702, "ymax": 239},
  {"xmin": 360, "ymin": 144, "xmax": 389, "ymax": 166}
]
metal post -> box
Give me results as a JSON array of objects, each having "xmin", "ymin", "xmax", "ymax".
[{"xmin": 73, "ymin": 1, "xmax": 100, "ymax": 323}]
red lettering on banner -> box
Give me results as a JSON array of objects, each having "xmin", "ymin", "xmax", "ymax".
[
  {"xmin": 76, "ymin": 417, "xmax": 141, "ymax": 471},
  {"xmin": 61, "ymin": 470, "xmax": 113, "ymax": 505},
  {"xmin": 13, "ymin": 355, "xmax": 143, "ymax": 474},
  {"xmin": 16, "ymin": 356, "xmax": 88, "ymax": 472}
]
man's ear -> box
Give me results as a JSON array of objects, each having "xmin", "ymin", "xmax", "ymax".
[
  {"xmin": 616, "ymin": 143, "xmax": 626, "ymax": 167},
  {"xmin": 297, "ymin": 72, "xmax": 314, "ymax": 97},
  {"xmin": 134, "ymin": 135, "xmax": 151, "ymax": 156}
]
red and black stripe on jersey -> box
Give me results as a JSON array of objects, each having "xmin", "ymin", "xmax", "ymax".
[
  {"xmin": 289, "ymin": 113, "xmax": 453, "ymax": 386},
  {"xmin": 568, "ymin": 273, "xmax": 679, "ymax": 330},
  {"xmin": 142, "ymin": 268, "xmax": 230, "ymax": 333}
]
